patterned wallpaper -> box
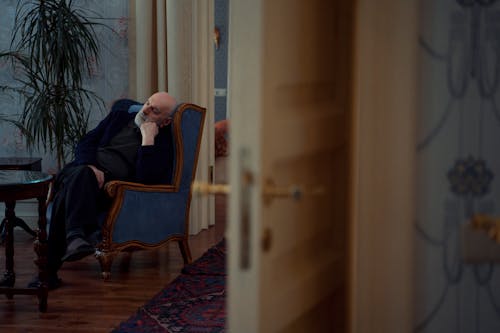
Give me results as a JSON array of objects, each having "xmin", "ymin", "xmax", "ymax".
[
  {"xmin": 0, "ymin": 0, "xmax": 129, "ymax": 173},
  {"xmin": 416, "ymin": 0, "xmax": 500, "ymax": 332},
  {"xmin": 5, "ymin": 3, "xmax": 497, "ymax": 331},
  {"xmin": 214, "ymin": 0, "xmax": 229, "ymax": 122}
]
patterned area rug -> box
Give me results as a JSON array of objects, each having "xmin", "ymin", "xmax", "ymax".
[{"xmin": 111, "ymin": 240, "xmax": 226, "ymax": 333}]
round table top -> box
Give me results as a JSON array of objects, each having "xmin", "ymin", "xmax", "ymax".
[
  {"xmin": 0, "ymin": 170, "xmax": 53, "ymax": 187},
  {"xmin": 0, "ymin": 157, "xmax": 42, "ymax": 165}
]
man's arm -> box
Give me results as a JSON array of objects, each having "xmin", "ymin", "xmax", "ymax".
[
  {"xmin": 73, "ymin": 112, "xmax": 113, "ymax": 166},
  {"xmin": 135, "ymin": 126, "xmax": 173, "ymax": 184},
  {"xmin": 74, "ymin": 99, "xmax": 139, "ymax": 166}
]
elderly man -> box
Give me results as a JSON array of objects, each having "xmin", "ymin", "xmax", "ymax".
[{"xmin": 30, "ymin": 91, "xmax": 177, "ymax": 289}]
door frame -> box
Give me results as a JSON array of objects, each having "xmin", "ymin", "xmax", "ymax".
[
  {"xmin": 225, "ymin": 0, "xmax": 419, "ymax": 331},
  {"xmin": 349, "ymin": 0, "xmax": 418, "ymax": 332}
]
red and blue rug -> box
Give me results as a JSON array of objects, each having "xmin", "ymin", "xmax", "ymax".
[{"xmin": 111, "ymin": 240, "xmax": 226, "ymax": 333}]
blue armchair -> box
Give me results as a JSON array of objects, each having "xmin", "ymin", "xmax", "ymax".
[{"xmin": 95, "ymin": 103, "xmax": 206, "ymax": 280}]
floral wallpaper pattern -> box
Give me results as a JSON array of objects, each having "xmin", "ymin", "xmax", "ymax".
[
  {"xmin": 448, "ymin": 156, "xmax": 494, "ymax": 198},
  {"xmin": 0, "ymin": 0, "xmax": 129, "ymax": 173},
  {"xmin": 416, "ymin": 0, "xmax": 500, "ymax": 332}
]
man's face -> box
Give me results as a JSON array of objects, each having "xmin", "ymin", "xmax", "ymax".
[{"xmin": 134, "ymin": 94, "xmax": 173, "ymax": 128}]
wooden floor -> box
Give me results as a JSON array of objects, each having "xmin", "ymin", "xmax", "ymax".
[{"xmin": 0, "ymin": 225, "xmax": 223, "ymax": 332}]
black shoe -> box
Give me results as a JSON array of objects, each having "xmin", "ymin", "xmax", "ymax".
[
  {"xmin": 62, "ymin": 237, "xmax": 95, "ymax": 262},
  {"xmin": 28, "ymin": 274, "xmax": 62, "ymax": 290}
]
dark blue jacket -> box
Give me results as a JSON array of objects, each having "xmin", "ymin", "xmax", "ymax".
[{"xmin": 72, "ymin": 99, "xmax": 173, "ymax": 184}]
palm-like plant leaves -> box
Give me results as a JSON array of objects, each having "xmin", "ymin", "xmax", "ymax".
[{"xmin": 5, "ymin": 0, "xmax": 106, "ymax": 169}]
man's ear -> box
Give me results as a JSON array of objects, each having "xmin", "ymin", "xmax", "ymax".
[{"xmin": 159, "ymin": 118, "xmax": 172, "ymax": 128}]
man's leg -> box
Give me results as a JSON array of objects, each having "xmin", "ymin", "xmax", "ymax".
[
  {"xmin": 63, "ymin": 166, "xmax": 101, "ymax": 240},
  {"xmin": 40, "ymin": 189, "xmax": 66, "ymax": 289},
  {"xmin": 30, "ymin": 165, "xmax": 102, "ymax": 288},
  {"xmin": 60, "ymin": 166, "xmax": 101, "ymax": 261},
  {"xmin": 29, "ymin": 165, "xmax": 82, "ymax": 289}
]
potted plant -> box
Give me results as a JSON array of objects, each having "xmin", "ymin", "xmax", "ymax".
[
  {"xmin": 0, "ymin": 0, "xmax": 106, "ymax": 169},
  {"xmin": 0, "ymin": 113, "xmax": 27, "ymax": 136}
]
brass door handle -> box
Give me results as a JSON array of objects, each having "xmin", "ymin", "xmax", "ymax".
[
  {"xmin": 192, "ymin": 179, "xmax": 324, "ymax": 202},
  {"xmin": 262, "ymin": 179, "xmax": 324, "ymax": 205},
  {"xmin": 191, "ymin": 182, "xmax": 230, "ymax": 195},
  {"xmin": 263, "ymin": 183, "xmax": 303, "ymax": 200}
]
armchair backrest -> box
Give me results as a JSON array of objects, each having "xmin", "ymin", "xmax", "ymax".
[
  {"xmin": 127, "ymin": 101, "xmax": 206, "ymax": 188},
  {"xmin": 96, "ymin": 103, "xmax": 205, "ymax": 277},
  {"xmin": 102, "ymin": 102, "xmax": 206, "ymax": 246},
  {"xmin": 171, "ymin": 103, "xmax": 206, "ymax": 192}
]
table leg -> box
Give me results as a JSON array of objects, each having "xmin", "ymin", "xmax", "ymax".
[
  {"xmin": 0, "ymin": 202, "xmax": 36, "ymax": 243},
  {"xmin": 34, "ymin": 196, "xmax": 48, "ymax": 312},
  {"xmin": 13, "ymin": 216, "xmax": 37, "ymax": 237},
  {"xmin": 0, "ymin": 201, "xmax": 16, "ymax": 290}
]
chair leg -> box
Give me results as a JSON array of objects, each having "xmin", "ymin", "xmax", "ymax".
[
  {"xmin": 95, "ymin": 251, "xmax": 116, "ymax": 281},
  {"xmin": 178, "ymin": 239, "xmax": 192, "ymax": 264}
]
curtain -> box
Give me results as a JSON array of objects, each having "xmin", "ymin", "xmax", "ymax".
[
  {"xmin": 130, "ymin": 0, "xmax": 215, "ymax": 235},
  {"xmin": 166, "ymin": 0, "xmax": 215, "ymax": 235},
  {"xmin": 188, "ymin": 0, "xmax": 215, "ymax": 235},
  {"xmin": 129, "ymin": 0, "xmax": 168, "ymax": 101}
]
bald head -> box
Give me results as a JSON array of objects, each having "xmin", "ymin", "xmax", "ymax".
[
  {"xmin": 152, "ymin": 92, "xmax": 177, "ymax": 115},
  {"xmin": 135, "ymin": 91, "xmax": 177, "ymax": 128}
]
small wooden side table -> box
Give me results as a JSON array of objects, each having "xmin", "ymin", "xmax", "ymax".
[
  {"xmin": 0, "ymin": 157, "xmax": 42, "ymax": 171},
  {"xmin": 0, "ymin": 170, "xmax": 52, "ymax": 312},
  {"xmin": 0, "ymin": 157, "xmax": 43, "ymax": 239}
]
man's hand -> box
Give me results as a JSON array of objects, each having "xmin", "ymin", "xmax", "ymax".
[
  {"xmin": 88, "ymin": 165, "xmax": 105, "ymax": 189},
  {"xmin": 140, "ymin": 121, "xmax": 159, "ymax": 146}
]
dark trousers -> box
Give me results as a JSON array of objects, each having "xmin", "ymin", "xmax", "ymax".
[{"xmin": 47, "ymin": 165, "xmax": 109, "ymax": 273}]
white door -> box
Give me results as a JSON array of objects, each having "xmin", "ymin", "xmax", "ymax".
[{"xmin": 227, "ymin": 1, "xmax": 354, "ymax": 331}]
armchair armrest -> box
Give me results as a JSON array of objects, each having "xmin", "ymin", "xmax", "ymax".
[
  {"xmin": 102, "ymin": 180, "xmax": 189, "ymax": 245},
  {"xmin": 104, "ymin": 180, "xmax": 178, "ymax": 197}
]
